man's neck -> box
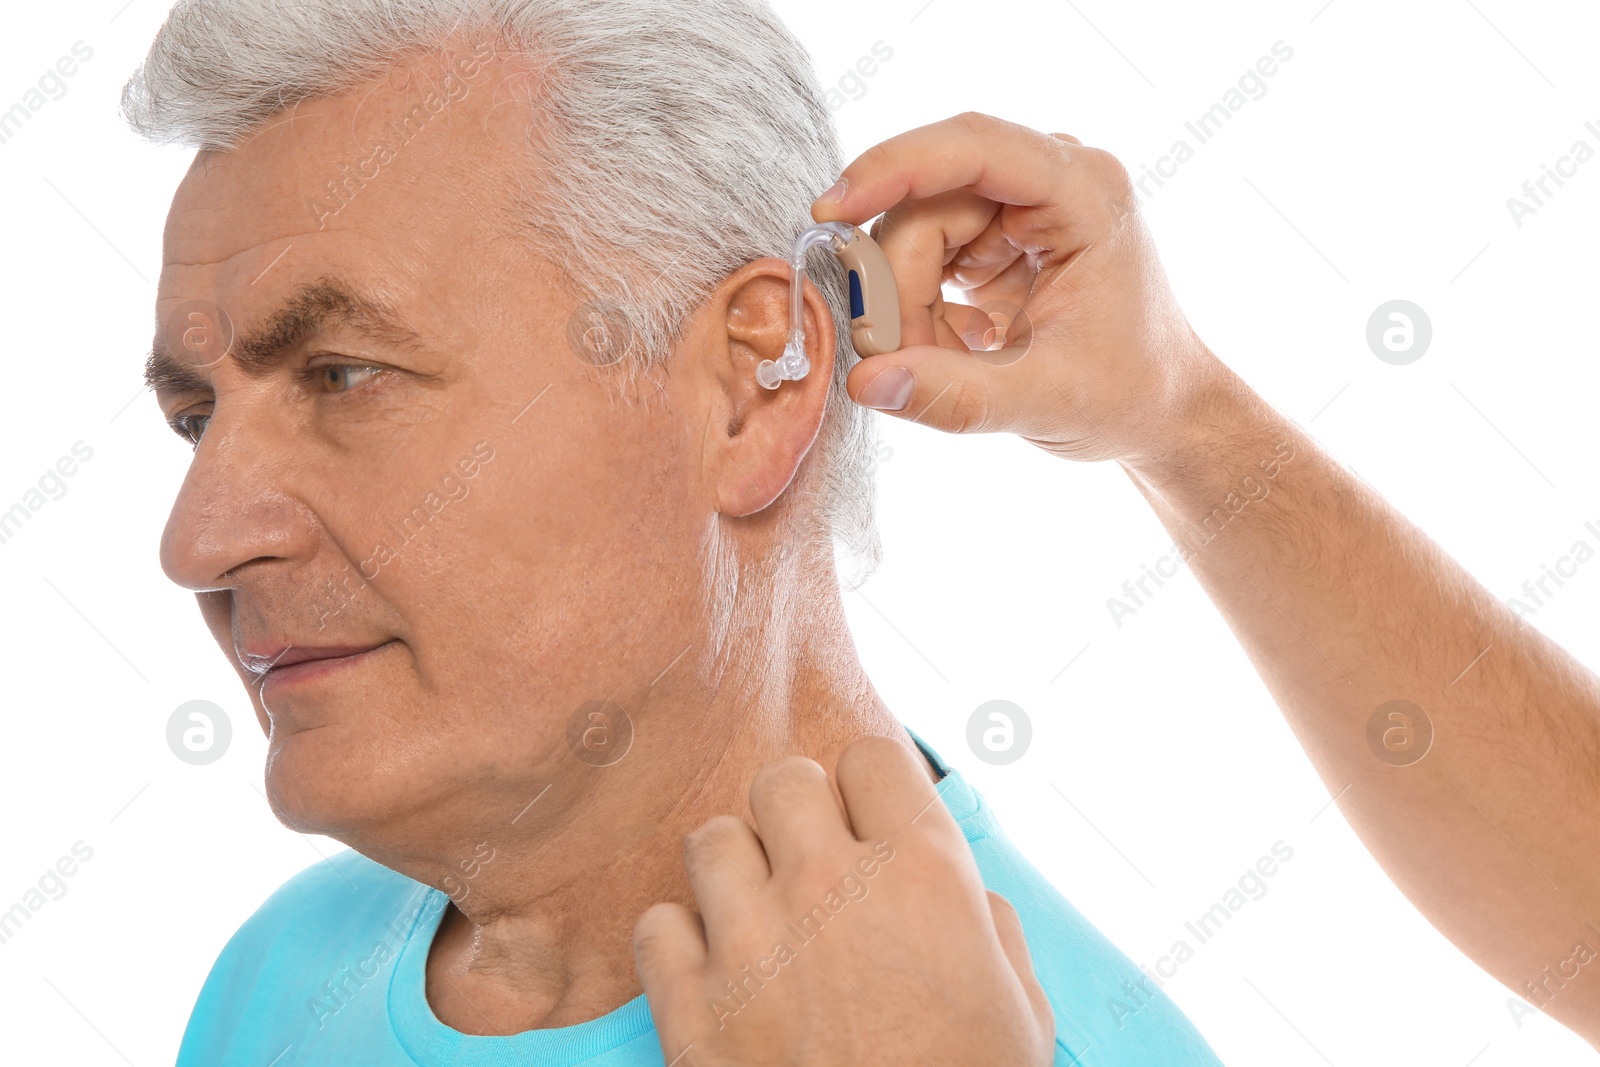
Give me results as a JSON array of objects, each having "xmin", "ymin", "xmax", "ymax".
[{"xmin": 409, "ymin": 598, "xmax": 931, "ymax": 1036}]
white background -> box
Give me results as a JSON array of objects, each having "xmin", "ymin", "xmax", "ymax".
[{"xmin": 2, "ymin": 0, "xmax": 1597, "ymax": 1064}]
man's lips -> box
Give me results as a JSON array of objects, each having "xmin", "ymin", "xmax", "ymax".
[
  {"xmin": 247, "ymin": 640, "xmax": 400, "ymax": 697},
  {"xmin": 239, "ymin": 642, "xmax": 393, "ymax": 677}
]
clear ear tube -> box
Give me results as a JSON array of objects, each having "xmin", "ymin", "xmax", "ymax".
[{"xmin": 757, "ymin": 221, "xmax": 855, "ymax": 390}]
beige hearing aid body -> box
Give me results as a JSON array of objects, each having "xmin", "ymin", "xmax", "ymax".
[
  {"xmin": 833, "ymin": 224, "xmax": 901, "ymax": 357},
  {"xmin": 756, "ymin": 221, "xmax": 901, "ymax": 389}
]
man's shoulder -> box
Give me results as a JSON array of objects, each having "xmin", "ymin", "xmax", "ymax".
[
  {"xmin": 218, "ymin": 848, "xmax": 434, "ymax": 975},
  {"xmin": 938, "ymin": 769, "xmax": 1228, "ymax": 1067},
  {"xmin": 251, "ymin": 849, "xmax": 424, "ymax": 924},
  {"xmin": 176, "ymin": 850, "xmax": 439, "ymax": 1065}
]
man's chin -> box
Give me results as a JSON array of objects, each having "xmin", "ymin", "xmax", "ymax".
[{"xmin": 261, "ymin": 723, "xmax": 397, "ymax": 837}]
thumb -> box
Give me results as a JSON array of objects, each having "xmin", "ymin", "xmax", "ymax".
[
  {"xmin": 988, "ymin": 890, "xmax": 1056, "ymax": 1046},
  {"xmin": 846, "ymin": 340, "xmax": 1032, "ymax": 434}
]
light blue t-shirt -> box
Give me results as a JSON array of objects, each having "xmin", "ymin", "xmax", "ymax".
[{"xmin": 177, "ymin": 738, "xmax": 1224, "ymax": 1066}]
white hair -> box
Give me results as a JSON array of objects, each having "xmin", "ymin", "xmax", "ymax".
[{"xmin": 123, "ymin": 0, "xmax": 881, "ymax": 583}]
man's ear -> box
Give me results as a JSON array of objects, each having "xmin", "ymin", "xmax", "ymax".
[{"xmin": 687, "ymin": 256, "xmax": 837, "ymax": 518}]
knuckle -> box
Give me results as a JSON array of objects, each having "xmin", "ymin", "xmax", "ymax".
[
  {"xmin": 1088, "ymin": 147, "xmax": 1136, "ymax": 209},
  {"xmin": 956, "ymin": 110, "xmax": 1046, "ymax": 146},
  {"xmin": 953, "ymin": 109, "xmax": 998, "ymax": 135}
]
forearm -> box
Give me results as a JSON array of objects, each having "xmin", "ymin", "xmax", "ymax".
[{"xmin": 1124, "ymin": 362, "xmax": 1600, "ymax": 1040}]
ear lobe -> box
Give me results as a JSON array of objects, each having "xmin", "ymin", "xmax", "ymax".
[{"xmin": 708, "ymin": 257, "xmax": 836, "ymax": 519}]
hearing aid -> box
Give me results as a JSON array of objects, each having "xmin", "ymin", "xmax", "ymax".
[{"xmin": 756, "ymin": 221, "xmax": 901, "ymax": 389}]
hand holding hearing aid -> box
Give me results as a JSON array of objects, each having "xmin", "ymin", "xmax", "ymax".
[{"xmin": 810, "ymin": 112, "xmax": 1229, "ymax": 472}]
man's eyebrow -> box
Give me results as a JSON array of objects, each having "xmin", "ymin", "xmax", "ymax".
[{"xmin": 144, "ymin": 278, "xmax": 426, "ymax": 394}]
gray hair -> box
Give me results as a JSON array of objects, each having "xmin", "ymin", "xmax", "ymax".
[{"xmin": 123, "ymin": 0, "xmax": 881, "ymax": 583}]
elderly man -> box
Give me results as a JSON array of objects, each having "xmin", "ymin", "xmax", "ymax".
[{"xmin": 133, "ymin": 0, "xmax": 1223, "ymax": 1064}]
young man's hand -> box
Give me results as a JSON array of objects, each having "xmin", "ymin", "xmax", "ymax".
[
  {"xmin": 811, "ymin": 110, "xmax": 1223, "ymax": 472},
  {"xmin": 633, "ymin": 735, "xmax": 1056, "ymax": 1066}
]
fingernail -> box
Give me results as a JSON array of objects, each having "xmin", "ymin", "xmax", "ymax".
[
  {"xmin": 818, "ymin": 177, "xmax": 849, "ymax": 204},
  {"xmin": 858, "ymin": 366, "xmax": 914, "ymax": 411}
]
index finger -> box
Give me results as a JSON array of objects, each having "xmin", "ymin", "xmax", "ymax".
[{"xmin": 812, "ymin": 111, "xmax": 1126, "ymax": 262}]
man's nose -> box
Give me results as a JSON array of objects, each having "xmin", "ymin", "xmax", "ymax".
[{"xmin": 159, "ymin": 412, "xmax": 320, "ymax": 592}]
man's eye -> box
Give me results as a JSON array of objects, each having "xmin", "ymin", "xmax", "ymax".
[
  {"xmin": 309, "ymin": 364, "xmax": 385, "ymax": 393},
  {"xmin": 163, "ymin": 364, "xmax": 383, "ymax": 447},
  {"xmin": 170, "ymin": 412, "xmax": 210, "ymax": 448}
]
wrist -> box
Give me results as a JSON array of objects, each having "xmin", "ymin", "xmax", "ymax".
[{"xmin": 1120, "ymin": 357, "xmax": 1284, "ymax": 492}]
